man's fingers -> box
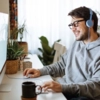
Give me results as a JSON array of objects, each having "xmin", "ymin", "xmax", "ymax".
[
  {"xmin": 29, "ymin": 73, "xmax": 38, "ymax": 78},
  {"xmin": 42, "ymin": 81, "xmax": 62, "ymax": 92},
  {"xmin": 23, "ymin": 68, "xmax": 29, "ymax": 76},
  {"xmin": 23, "ymin": 68, "xmax": 33, "ymax": 76},
  {"xmin": 42, "ymin": 81, "xmax": 53, "ymax": 90},
  {"xmin": 23, "ymin": 68, "xmax": 41, "ymax": 78},
  {"xmin": 42, "ymin": 84, "xmax": 51, "ymax": 91}
]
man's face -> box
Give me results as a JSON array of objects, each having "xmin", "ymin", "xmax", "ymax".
[{"xmin": 68, "ymin": 17, "xmax": 89, "ymax": 42}]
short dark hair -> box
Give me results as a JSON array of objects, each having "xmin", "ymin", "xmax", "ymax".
[{"xmin": 68, "ymin": 6, "xmax": 98, "ymax": 32}]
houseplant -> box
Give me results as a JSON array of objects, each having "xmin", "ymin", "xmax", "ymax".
[
  {"xmin": 7, "ymin": 41, "xmax": 24, "ymax": 60},
  {"xmin": 5, "ymin": 24, "xmax": 26, "ymax": 74},
  {"xmin": 10, "ymin": 23, "xmax": 28, "ymax": 56},
  {"xmin": 10, "ymin": 23, "xmax": 26, "ymax": 40},
  {"xmin": 6, "ymin": 40, "xmax": 24, "ymax": 74},
  {"xmin": 38, "ymin": 36, "xmax": 61, "ymax": 65}
]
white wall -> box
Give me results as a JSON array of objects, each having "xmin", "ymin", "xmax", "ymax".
[
  {"xmin": 0, "ymin": 0, "xmax": 10, "ymax": 36},
  {"xmin": 0, "ymin": 0, "xmax": 9, "ymax": 84},
  {"xmin": 0, "ymin": 0, "xmax": 9, "ymax": 14}
]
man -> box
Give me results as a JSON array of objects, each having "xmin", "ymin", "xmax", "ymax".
[{"xmin": 23, "ymin": 6, "xmax": 100, "ymax": 100}]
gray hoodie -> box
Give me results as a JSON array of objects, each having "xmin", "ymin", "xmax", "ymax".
[{"xmin": 39, "ymin": 37, "xmax": 100, "ymax": 100}]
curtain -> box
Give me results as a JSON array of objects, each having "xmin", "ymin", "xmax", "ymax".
[{"xmin": 18, "ymin": 0, "xmax": 100, "ymax": 54}]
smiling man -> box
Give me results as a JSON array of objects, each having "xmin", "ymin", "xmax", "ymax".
[
  {"xmin": 23, "ymin": 6, "xmax": 100, "ymax": 100},
  {"xmin": 68, "ymin": 7, "xmax": 98, "ymax": 44}
]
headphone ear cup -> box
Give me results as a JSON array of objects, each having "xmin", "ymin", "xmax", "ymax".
[{"xmin": 86, "ymin": 19, "xmax": 93, "ymax": 27}]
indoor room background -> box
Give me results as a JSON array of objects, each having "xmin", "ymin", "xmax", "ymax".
[{"xmin": 0, "ymin": 0, "xmax": 100, "ymax": 54}]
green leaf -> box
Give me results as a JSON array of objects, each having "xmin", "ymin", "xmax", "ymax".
[
  {"xmin": 7, "ymin": 41, "xmax": 24, "ymax": 60},
  {"xmin": 43, "ymin": 52, "xmax": 54, "ymax": 61},
  {"xmin": 38, "ymin": 48, "xmax": 43, "ymax": 53},
  {"xmin": 38, "ymin": 35, "xmax": 61, "ymax": 65},
  {"xmin": 39, "ymin": 36, "xmax": 49, "ymax": 45}
]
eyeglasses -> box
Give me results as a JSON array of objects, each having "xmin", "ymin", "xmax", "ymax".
[{"xmin": 68, "ymin": 19, "xmax": 85, "ymax": 29}]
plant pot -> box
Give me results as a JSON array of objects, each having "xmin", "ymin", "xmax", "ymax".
[
  {"xmin": 18, "ymin": 42, "xmax": 28, "ymax": 56},
  {"xmin": 6, "ymin": 59, "xmax": 19, "ymax": 74}
]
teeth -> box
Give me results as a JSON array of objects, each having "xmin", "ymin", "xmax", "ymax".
[
  {"xmin": 75, "ymin": 32, "xmax": 78, "ymax": 34},
  {"xmin": 75, "ymin": 32, "xmax": 79, "ymax": 36}
]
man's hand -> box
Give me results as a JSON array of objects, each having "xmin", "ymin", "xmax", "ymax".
[
  {"xmin": 23, "ymin": 68, "xmax": 41, "ymax": 78},
  {"xmin": 42, "ymin": 81, "xmax": 62, "ymax": 92}
]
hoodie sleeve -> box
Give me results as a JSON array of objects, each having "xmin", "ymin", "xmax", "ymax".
[
  {"xmin": 39, "ymin": 51, "xmax": 68, "ymax": 77},
  {"xmin": 61, "ymin": 60, "xmax": 100, "ymax": 100}
]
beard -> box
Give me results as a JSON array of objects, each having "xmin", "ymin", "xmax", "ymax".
[
  {"xmin": 76, "ymin": 33, "xmax": 88, "ymax": 41},
  {"xmin": 75, "ymin": 28, "xmax": 89, "ymax": 41}
]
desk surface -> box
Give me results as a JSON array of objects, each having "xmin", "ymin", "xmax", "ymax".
[{"xmin": 0, "ymin": 54, "xmax": 66, "ymax": 100}]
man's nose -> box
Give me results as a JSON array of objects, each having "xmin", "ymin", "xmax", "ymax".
[{"xmin": 71, "ymin": 26, "xmax": 77, "ymax": 31}]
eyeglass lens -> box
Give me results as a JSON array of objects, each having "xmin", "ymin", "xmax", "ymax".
[{"xmin": 68, "ymin": 19, "xmax": 84, "ymax": 29}]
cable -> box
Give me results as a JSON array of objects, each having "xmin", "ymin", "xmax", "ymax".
[{"xmin": 88, "ymin": 27, "xmax": 90, "ymax": 43}]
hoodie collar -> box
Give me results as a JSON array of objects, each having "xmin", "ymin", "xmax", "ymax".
[{"xmin": 81, "ymin": 36, "xmax": 100, "ymax": 50}]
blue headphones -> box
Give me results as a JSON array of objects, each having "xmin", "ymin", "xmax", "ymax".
[{"xmin": 86, "ymin": 9, "xmax": 93, "ymax": 27}]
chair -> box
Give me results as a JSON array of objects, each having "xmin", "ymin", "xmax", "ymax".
[
  {"xmin": 53, "ymin": 42, "xmax": 66, "ymax": 63},
  {"xmin": 52, "ymin": 42, "xmax": 66, "ymax": 81}
]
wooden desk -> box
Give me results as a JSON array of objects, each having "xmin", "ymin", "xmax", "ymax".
[{"xmin": 0, "ymin": 54, "xmax": 67, "ymax": 100}]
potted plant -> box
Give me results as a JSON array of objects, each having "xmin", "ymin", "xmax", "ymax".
[
  {"xmin": 10, "ymin": 23, "xmax": 26, "ymax": 40},
  {"xmin": 10, "ymin": 23, "xmax": 28, "ymax": 56},
  {"xmin": 6, "ymin": 25, "xmax": 25, "ymax": 74},
  {"xmin": 38, "ymin": 36, "xmax": 61, "ymax": 65},
  {"xmin": 6, "ymin": 40, "xmax": 24, "ymax": 74}
]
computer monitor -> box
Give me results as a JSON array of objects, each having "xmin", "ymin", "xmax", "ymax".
[{"xmin": 0, "ymin": 12, "xmax": 8, "ymax": 85}]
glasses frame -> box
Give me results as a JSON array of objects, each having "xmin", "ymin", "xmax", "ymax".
[{"xmin": 68, "ymin": 19, "xmax": 85, "ymax": 29}]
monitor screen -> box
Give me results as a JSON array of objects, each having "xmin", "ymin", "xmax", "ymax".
[{"xmin": 0, "ymin": 12, "xmax": 8, "ymax": 73}]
